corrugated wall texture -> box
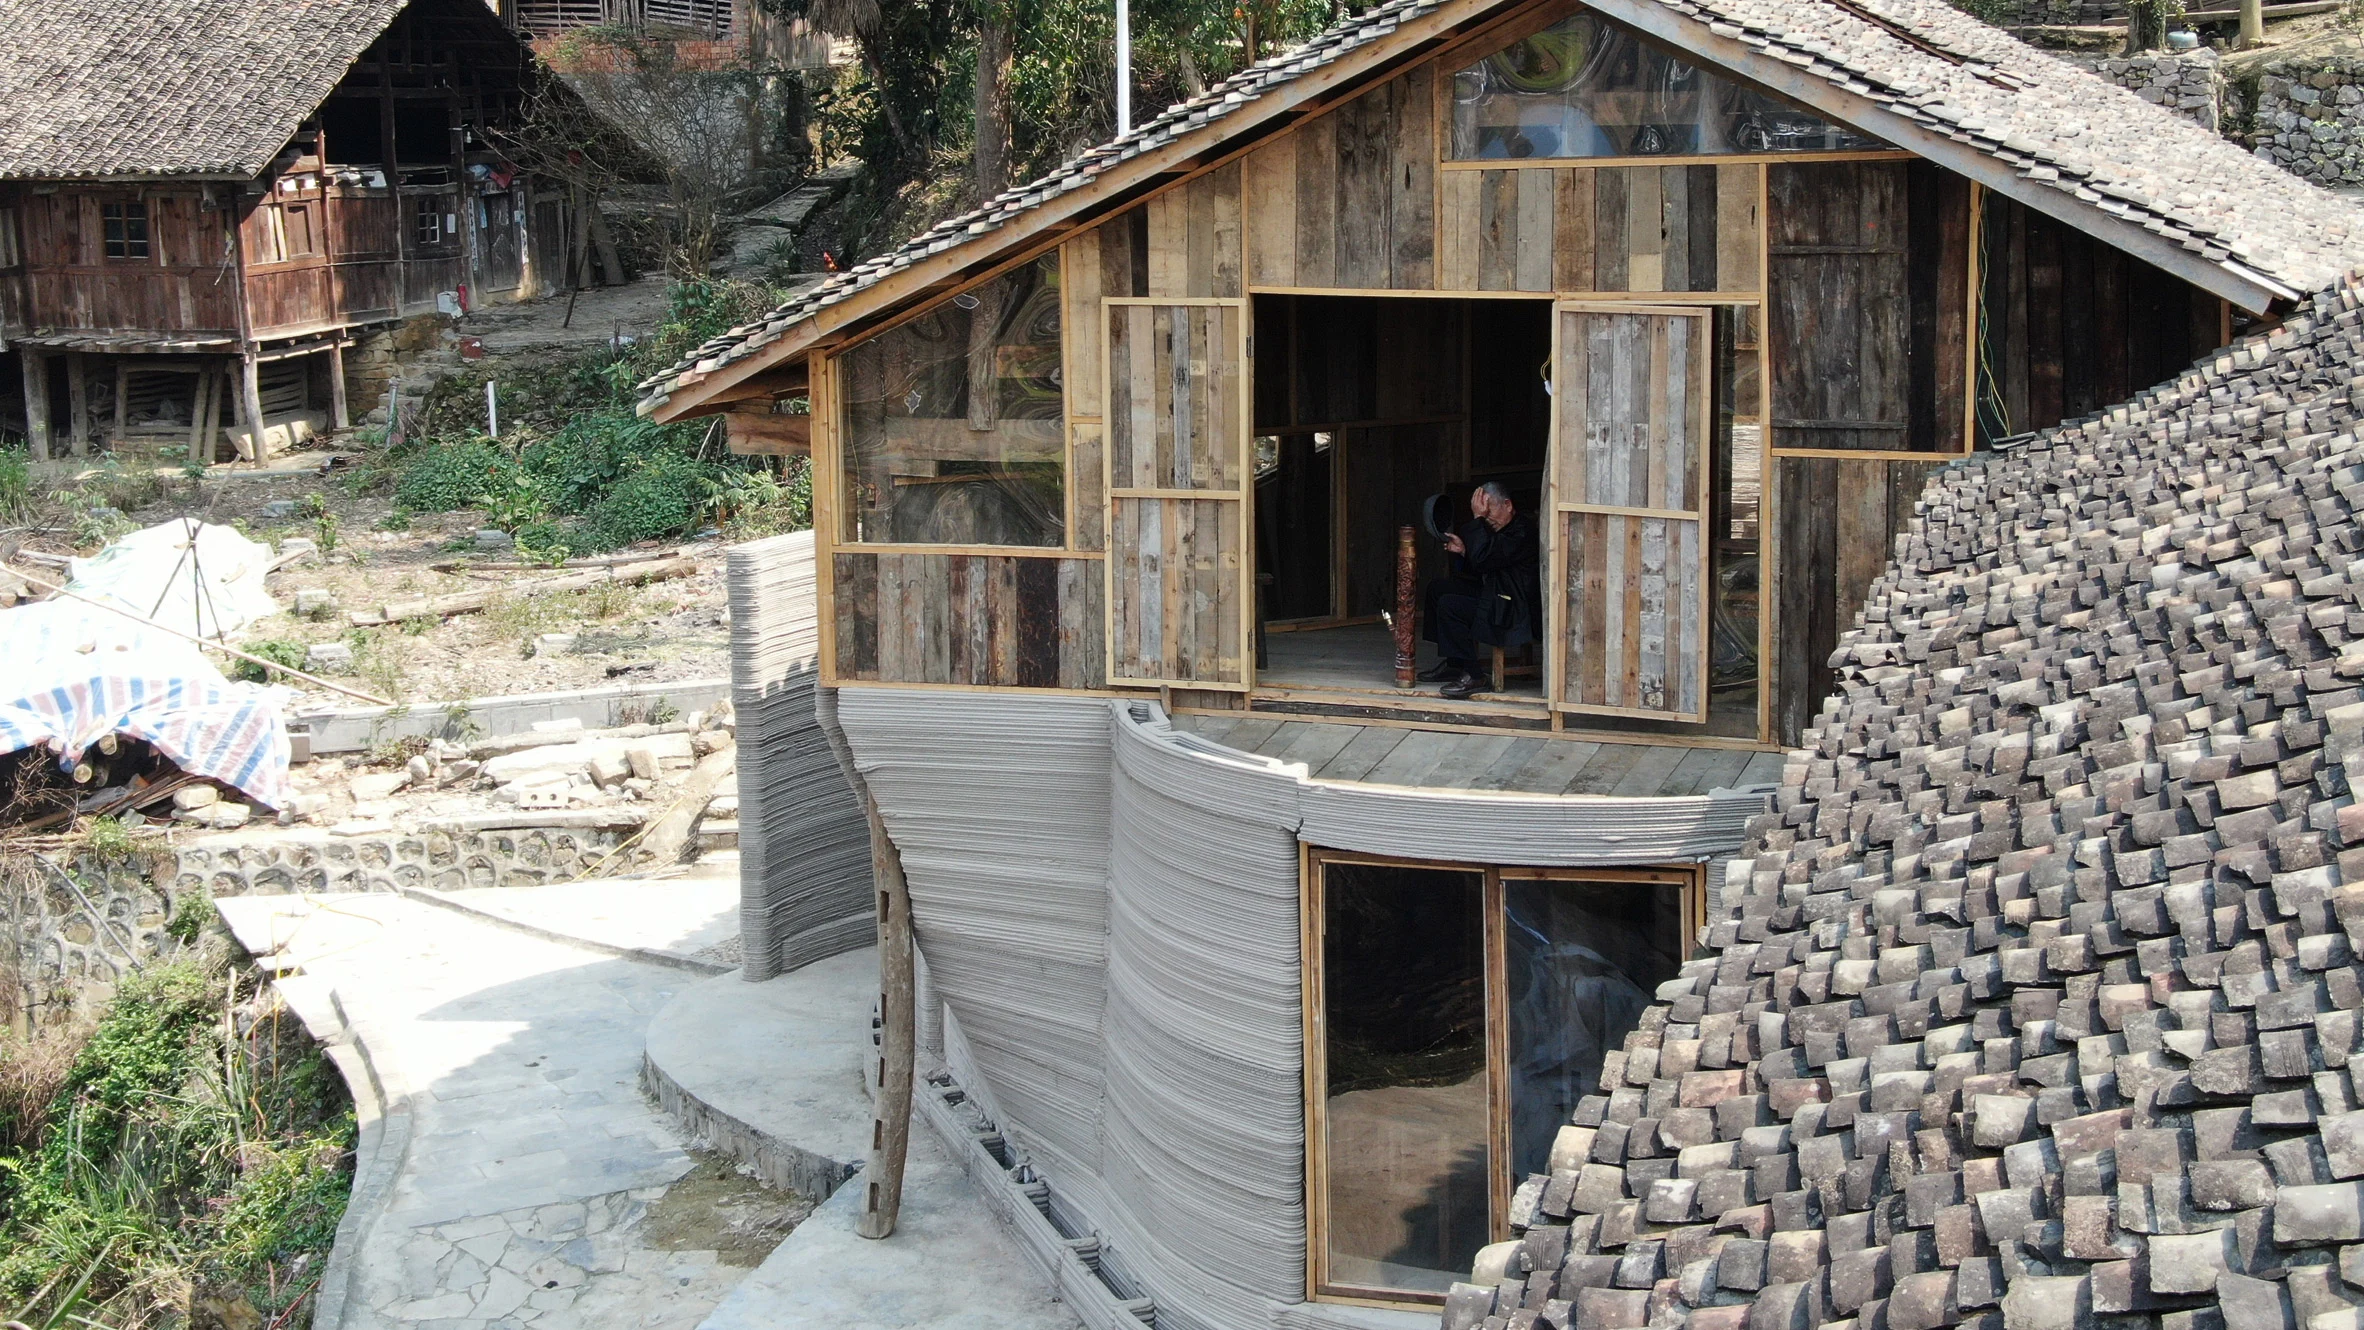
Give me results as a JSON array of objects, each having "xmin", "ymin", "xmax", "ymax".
[
  {"xmin": 726, "ymin": 531, "xmax": 873, "ymax": 981},
  {"xmin": 835, "ymin": 687, "xmax": 1118, "ymax": 1211},
  {"xmin": 833, "ymin": 687, "xmax": 1765, "ymax": 1330},
  {"xmin": 1100, "ymin": 704, "xmax": 1312, "ymax": 1330}
]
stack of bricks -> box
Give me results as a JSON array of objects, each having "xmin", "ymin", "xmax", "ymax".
[{"xmin": 1444, "ymin": 274, "xmax": 2364, "ymax": 1330}]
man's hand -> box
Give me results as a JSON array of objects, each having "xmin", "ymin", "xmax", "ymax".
[{"xmin": 1443, "ymin": 532, "xmax": 1466, "ymax": 555}]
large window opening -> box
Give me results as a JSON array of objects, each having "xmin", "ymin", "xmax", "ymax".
[
  {"xmin": 1306, "ymin": 853, "xmax": 1695, "ymax": 1306},
  {"xmin": 1449, "ymin": 11, "xmax": 1889, "ymax": 161},
  {"xmin": 839, "ymin": 253, "xmax": 1066, "ymax": 547}
]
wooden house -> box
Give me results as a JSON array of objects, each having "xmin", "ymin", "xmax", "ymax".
[
  {"xmin": 661, "ymin": 0, "xmax": 2364, "ymax": 1325},
  {"xmin": 0, "ymin": 0, "xmax": 580, "ymax": 463}
]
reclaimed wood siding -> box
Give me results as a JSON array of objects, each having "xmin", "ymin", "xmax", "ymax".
[
  {"xmin": 1106, "ymin": 299, "xmax": 1248, "ymax": 686},
  {"xmin": 1767, "ymin": 160, "xmax": 1969, "ymax": 454},
  {"xmin": 1438, "ymin": 164, "xmax": 1760, "ymax": 295},
  {"xmin": 1770, "ymin": 454, "xmax": 1941, "ymax": 744},
  {"xmin": 1242, "ymin": 65, "xmax": 1436, "ymax": 290},
  {"xmin": 831, "ymin": 552, "xmax": 1105, "ymax": 688},
  {"xmin": 1553, "ymin": 307, "xmax": 1708, "ymax": 720},
  {"xmin": 15, "ymin": 191, "xmax": 239, "ymax": 333}
]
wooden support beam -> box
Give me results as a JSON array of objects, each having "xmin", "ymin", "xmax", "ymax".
[
  {"xmin": 238, "ymin": 351, "xmax": 267, "ymax": 465},
  {"xmin": 112, "ymin": 361, "xmax": 128, "ymax": 445},
  {"xmin": 65, "ymin": 351, "xmax": 89, "ymax": 457},
  {"xmin": 189, "ymin": 364, "xmax": 218, "ymax": 466},
  {"xmin": 20, "ymin": 348, "xmax": 49, "ymax": 461},
  {"xmin": 725, "ymin": 410, "xmax": 811, "ymax": 456},
  {"xmin": 328, "ymin": 343, "xmax": 350, "ymax": 431}
]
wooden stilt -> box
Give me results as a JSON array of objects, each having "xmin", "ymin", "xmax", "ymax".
[
  {"xmin": 111, "ymin": 360, "xmax": 128, "ymax": 448},
  {"xmin": 239, "ymin": 351, "xmax": 266, "ymax": 466},
  {"xmin": 19, "ymin": 349, "xmax": 48, "ymax": 461},
  {"xmin": 65, "ymin": 351, "xmax": 89, "ymax": 456},
  {"xmin": 814, "ymin": 685, "xmax": 914, "ymax": 1241},
  {"xmin": 327, "ymin": 343, "xmax": 349, "ymax": 431},
  {"xmin": 188, "ymin": 365, "xmax": 218, "ymax": 466}
]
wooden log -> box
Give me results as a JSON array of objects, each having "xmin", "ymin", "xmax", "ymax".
[
  {"xmin": 813, "ymin": 686, "xmax": 913, "ymax": 1241},
  {"xmin": 238, "ymin": 351, "xmax": 266, "ymax": 465},
  {"xmin": 626, "ymin": 744, "xmax": 735, "ymax": 869},
  {"xmin": 66, "ymin": 351, "xmax": 90, "ymax": 457},
  {"xmin": 328, "ymin": 342, "xmax": 350, "ymax": 430},
  {"xmin": 19, "ymin": 348, "xmax": 48, "ymax": 462},
  {"xmin": 188, "ymin": 365, "xmax": 217, "ymax": 465},
  {"xmin": 347, "ymin": 555, "xmax": 698, "ymax": 626},
  {"xmin": 1394, "ymin": 524, "xmax": 1416, "ymax": 689}
]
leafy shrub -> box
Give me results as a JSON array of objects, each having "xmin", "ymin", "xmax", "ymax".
[
  {"xmin": 233, "ymin": 640, "xmax": 307, "ymax": 685},
  {"xmin": 0, "ymin": 447, "xmax": 30, "ymax": 522},
  {"xmin": 584, "ymin": 454, "xmax": 718, "ymax": 548},
  {"xmin": 393, "ymin": 440, "xmax": 513, "ymax": 512}
]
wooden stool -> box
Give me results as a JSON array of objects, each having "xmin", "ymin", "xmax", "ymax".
[{"xmin": 1489, "ymin": 642, "xmax": 1542, "ymax": 692}]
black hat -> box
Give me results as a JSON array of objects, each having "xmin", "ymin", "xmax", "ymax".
[{"xmin": 1421, "ymin": 492, "xmax": 1454, "ymax": 540}]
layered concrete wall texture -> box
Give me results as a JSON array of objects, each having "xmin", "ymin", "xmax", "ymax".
[
  {"xmin": 832, "ymin": 686, "xmax": 1765, "ymax": 1330},
  {"xmin": 727, "ymin": 531, "xmax": 872, "ymax": 980}
]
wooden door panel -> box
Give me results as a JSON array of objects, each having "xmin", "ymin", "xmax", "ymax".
[
  {"xmin": 1105, "ymin": 298, "xmax": 1251, "ymax": 688},
  {"xmin": 1550, "ymin": 304, "xmax": 1709, "ymax": 722}
]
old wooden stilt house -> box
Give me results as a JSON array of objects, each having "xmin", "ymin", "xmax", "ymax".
[
  {"xmin": 648, "ymin": 0, "xmax": 2364, "ymax": 1325},
  {"xmin": 0, "ymin": 0, "xmax": 583, "ymax": 464}
]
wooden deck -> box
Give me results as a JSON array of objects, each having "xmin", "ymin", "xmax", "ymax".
[{"xmin": 1171, "ymin": 714, "xmax": 1790, "ymax": 797}]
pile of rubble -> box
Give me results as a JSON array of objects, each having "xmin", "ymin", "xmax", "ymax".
[{"xmin": 1442, "ymin": 283, "xmax": 2364, "ymax": 1326}]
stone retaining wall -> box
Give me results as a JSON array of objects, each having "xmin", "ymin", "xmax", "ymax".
[
  {"xmin": 2072, "ymin": 49, "xmax": 2224, "ymax": 132},
  {"xmin": 2250, "ymin": 58, "xmax": 2364, "ymax": 186},
  {"xmin": 7, "ymin": 824, "xmax": 626, "ymax": 1023}
]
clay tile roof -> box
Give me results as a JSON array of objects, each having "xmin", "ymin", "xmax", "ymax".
[
  {"xmin": 0, "ymin": 0, "xmax": 412, "ymax": 179},
  {"xmin": 1442, "ymin": 271, "xmax": 2364, "ymax": 1330},
  {"xmin": 637, "ymin": 0, "xmax": 2364, "ymax": 417}
]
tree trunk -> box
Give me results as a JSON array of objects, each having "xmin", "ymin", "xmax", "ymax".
[
  {"xmin": 588, "ymin": 201, "xmax": 628, "ymax": 287},
  {"xmin": 860, "ymin": 40, "xmax": 917, "ymax": 161},
  {"xmin": 976, "ymin": 14, "xmax": 1012, "ymax": 201}
]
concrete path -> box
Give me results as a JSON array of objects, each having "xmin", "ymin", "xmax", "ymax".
[
  {"xmin": 217, "ymin": 890, "xmax": 779, "ymax": 1330},
  {"xmin": 416, "ymin": 866, "xmax": 742, "ymax": 972}
]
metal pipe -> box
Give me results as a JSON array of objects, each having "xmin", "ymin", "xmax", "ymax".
[{"xmin": 1116, "ymin": 0, "xmax": 1132, "ymax": 136}]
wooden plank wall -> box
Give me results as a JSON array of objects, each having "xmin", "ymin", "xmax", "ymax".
[
  {"xmin": 1772, "ymin": 455, "xmax": 1940, "ymax": 742},
  {"xmin": 1553, "ymin": 308, "xmax": 1709, "ymax": 720},
  {"xmin": 831, "ymin": 552, "xmax": 1106, "ymax": 688},
  {"xmin": 1245, "ymin": 65, "xmax": 1435, "ymax": 290},
  {"xmin": 11, "ymin": 191, "xmax": 240, "ymax": 333},
  {"xmin": 1979, "ymin": 191, "xmax": 2226, "ymax": 438},
  {"xmin": 1440, "ymin": 164, "xmax": 1761, "ymax": 295}
]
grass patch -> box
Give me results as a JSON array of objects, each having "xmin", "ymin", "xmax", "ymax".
[
  {"xmin": 232, "ymin": 640, "xmax": 308, "ymax": 686},
  {"xmin": 0, "ymin": 957, "xmax": 355, "ymax": 1329}
]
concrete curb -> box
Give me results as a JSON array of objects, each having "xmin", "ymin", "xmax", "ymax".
[
  {"xmin": 292, "ymin": 677, "xmax": 731, "ymax": 755},
  {"xmin": 390, "ymin": 884, "xmax": 731, "ymax": 976},
  {"xmin": 638, "ymin": 1047, "xmax": 858, "ymax": 1202},
  {"xmin": 263, "ymin": 975, "xmax": 411, "ymax": 1330}
]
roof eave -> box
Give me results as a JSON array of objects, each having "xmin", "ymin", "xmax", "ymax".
[{"xmin": 1580, "ymin": 0, "xmax": 2297, "ymax": 313}]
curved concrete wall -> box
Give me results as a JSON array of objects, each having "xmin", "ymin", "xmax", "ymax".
[
  {"xmin": 833, "ymin": 688, "xmax": 1766, "ymax": 1330},
  {"xmin": 726, "ymin": 532, "xmax": 872, "ymax": 979}
]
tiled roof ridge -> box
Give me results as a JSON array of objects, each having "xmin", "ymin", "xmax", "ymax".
[
  {"xmin": 637, "ymin": 0, "xmax": 2364, "ymax": 415},
  {"xmin": 1441, "ymin": 266, "xmax": 2364, "ymax": 1330}
]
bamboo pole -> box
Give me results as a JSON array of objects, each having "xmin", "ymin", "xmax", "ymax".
[
  {"xmin": 814, "ymin": 684, "xmax": 913, "ymax": 1240},
  {"xmin": 10, "ymin": 567, "xmax": 396, "ymax": 706}
]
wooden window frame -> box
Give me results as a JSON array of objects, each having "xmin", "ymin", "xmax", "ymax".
[
  {"xmin": 101, "ymin": 200, "xmax": 151, "ymax": 263},
  {"xmin": 1300, "ymin": 846, "xmax": 1703, "ymax": 1310}
]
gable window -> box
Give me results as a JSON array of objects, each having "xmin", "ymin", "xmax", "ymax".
[
  {"xmin": 102, "ymin": 201, "xmax": 150, "ymax": 261},
  {"xmin": 1449, "ymin": 13, "xmax": 1889, "ymax": 160},
  {"xmin": 1304, "ymin": 852, "xmax": 1697, "ymax": 1305},
  {"xmin": 837, "ymin": 252, "xmax": 1065, "ymax": 547}
]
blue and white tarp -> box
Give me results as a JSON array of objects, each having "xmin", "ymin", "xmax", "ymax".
[{"xmin": 0, "ymin": 600, "xmax": 293, "ymax": 810}]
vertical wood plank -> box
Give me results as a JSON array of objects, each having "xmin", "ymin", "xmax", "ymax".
[
  {"xmin": 1245, "ymin": 131, "xmax": 1298, "ymax": 288},
  {"xmin": 1391, "ymin": 65, "xmax": 1437, "ymax": 290},
  {"xmin": 1071, "ymin": 421, "xmax": 1106, "ymax": 551},
  {"xmin": 1063, "ymin": 230, "xmax": 1104, "ymax": 417},
  {"xmin": 1659, "ymin": 167, "xmax": 1690, "ymax": 293},
  {"xmin": 1627, "ymin": 168, "xmax": 1663, "ymax": 293},
  {"xmin": 1554, "ymin": 168, "xmax": 1596, "ymax": 292},
  {"xmin": 1515, "ymin": 167, "xmax": 1555, "ymax": 292},
  {"xmin": 1186, "ymin": 169, "xmax": 1218, "ymax": 299},
  {"xmin": 1148, "ymin": 191, "xmax": 1187, "ymax": 298},
  {"xmin": 987, "ymin": 554, "xmax": 1020, "ymax": 684},
  {"xmin": 1209, "ymin": 161, "xmax": 1243, "ymax": 299},
  {"xmin": 1716, "ymin": 164, "xmax": 1759, "ymax": 292},
  {"xmin": 1478, "ymin": 170, "xmax": 1515, "ymax": 292},
  {"xmin": 1440, "ymin": 169, "xmax": 1480, "ymax": 291},
  {"xmin": 1335, "ymin": 89, "xmax": 1388, "ymax": 289},
  {"xmin": 1293, "ymin": 115, "xmax": 1337, "ymax": 289},
  {"xmin": 1594, "ymin": 169, "xmax": 1629, "ymax": 292}
]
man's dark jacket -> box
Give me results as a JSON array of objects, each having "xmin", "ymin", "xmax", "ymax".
[{"xmin": 1451, "ymin": 510, "xmax": 1542, "ymax": 649}]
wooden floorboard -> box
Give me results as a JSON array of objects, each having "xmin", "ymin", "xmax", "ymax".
[
  {"xmin": 1467, "ymin": 737, "xmax": 1553, "ymax": 791},
  {"xmin": 1271, "ymin": 722, "xmax": 1363, "ymax": 771},
  {"xmin": 1362, "ymin": 731, "xmax": 1461, "ymax": 786},
  {"xmin": 1562, "ymin": 743, "xmax": 1646, "ymax": 795},
  {"xmin": 1660, "ymin": 747, "xmax": 1753, "ymax": 797},
  {"xmin": 1609, "ymin": 745, "xmax": 1693, "ymax": 797},
  {"xmin": 1738, "ymin": 751, "xmax": 1791, "ymax": 785},
  {"xmin": 1501, "ymin": 740, "xmax": 1605, "ymax": 795},
  {"xmin": 1315, "ymin": 727, "xmax": 1410, "ymax": 781}
]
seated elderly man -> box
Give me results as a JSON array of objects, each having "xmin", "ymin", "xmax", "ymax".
[{"xmin": 1420, "ymin": 481, "xmax": 1542, "ymax": 700}]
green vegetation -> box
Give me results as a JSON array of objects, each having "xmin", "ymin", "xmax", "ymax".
[
  {"xmin": 0, "ymin": 958, "xmax": 354, "ymax": 1328},
  {"xmin": 231, "ymin": 640, "xmax": 308, "ymax": 686},
  {"xmin": 385, "ymin": 280, "xmax": 809, "ymax": 553},
  {"xmin": 0, "ymin": 446, "xmax": 32, "ymax": 523}
]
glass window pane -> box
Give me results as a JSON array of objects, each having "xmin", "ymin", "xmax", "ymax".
[
  {"xmin": 1502, "ymin": 877, "xmax": 1685, "ymax": 1182},
  {"xmin": 839, "ymin": 253, "xmax": 1065, "ymax": 546},
  {"xmin": 1449, "ymin": 14, "xmax": 1890, "ymax": 161},
  {"xmin": 1318, "ymin": 861, "xmax": 1489, "ymax": 1299}
]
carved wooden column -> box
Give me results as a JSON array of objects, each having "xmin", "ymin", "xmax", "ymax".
[{"xmin": 1394, "ymin": 524, "xmax": 1417, "ymax": 689}]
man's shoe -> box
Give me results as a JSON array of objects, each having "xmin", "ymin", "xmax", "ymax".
[
  {"xmin": 1419, "ymin": 661, "xmax": 1462, "ymax": 683},
  {"xmin": 1440, "ymin": 673, "xmax": 1481, "ymax": 700}
]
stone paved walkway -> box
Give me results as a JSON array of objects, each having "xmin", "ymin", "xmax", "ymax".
[{"xmin": 217, "ymin": 889, "xmax": 786, "ymax": 1330}]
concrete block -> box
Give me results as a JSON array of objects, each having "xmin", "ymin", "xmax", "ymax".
[{"xmin": 306, "ymin": 642, "xmax": 355, "ymax": 674}]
